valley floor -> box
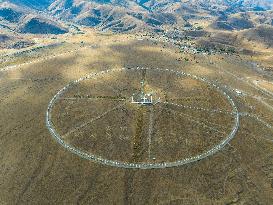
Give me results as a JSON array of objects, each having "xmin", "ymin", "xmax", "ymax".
[{"xmin": 0, "ymin": 29, "xmax": 273, "ymax": 204}]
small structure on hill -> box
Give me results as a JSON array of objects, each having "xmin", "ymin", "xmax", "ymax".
[{"xmin": 131, "ymin": 80, "xmax": 154, "ymax": 105}]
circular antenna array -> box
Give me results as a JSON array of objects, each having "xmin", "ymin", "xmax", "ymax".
[{"xmin": 46, "ymin": 67, "xmax": 239, "ymax": 169}]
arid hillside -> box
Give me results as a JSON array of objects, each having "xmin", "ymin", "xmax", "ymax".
[
  {"xmin": 0, "ymin": 1, "xmax": 273, "ymax": 205},
  {"xmin": 0, "ymin": 28, "xmax": 273, "ymax": 204}
]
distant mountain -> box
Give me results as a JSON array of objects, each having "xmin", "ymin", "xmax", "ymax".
[
  {"xmin": 46, "ymin": 0, "xmax": 273, "ymax": 32},
  {"xmin": 47, "ymin": 0, "xmax": 175, "ymax": 32},
  {"xmin": 10, "ymin": 0, "xmax": 273, "ymax": 10},
  {"xmin": 7, "ymin": 0, "xmax": 54, "ymax": 9},
  {"xmin": 1, "ymin": 0, "xmax": 273, "ymax": 33},
  {"xmin": 0, "ymin": 2, "xmax": 68, "ymax": 34},
  {"xmin": 19, "ymin": 15, "xmax": 68, "ymax": 34}
]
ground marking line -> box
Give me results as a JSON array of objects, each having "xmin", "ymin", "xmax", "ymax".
[
  {"xmin": 148, "ymin": 106, "xmax": 154, "ymax": 160},
  {"xmin": 163, "ymin": 106, "xmax": 228, "ymax": 135},
  {"xmin": 62, "ymin": 102, "xmax": 126, "ymax": 138}
]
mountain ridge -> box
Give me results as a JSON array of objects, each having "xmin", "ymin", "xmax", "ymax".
[{"xmin": 0, "ymin": 0, "xmax": 273, "ymax": 36}]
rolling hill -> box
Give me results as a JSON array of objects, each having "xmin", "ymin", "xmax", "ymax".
[{"xmin": 1, "ymin": 0, "xmax": 272, "ymax": 33}]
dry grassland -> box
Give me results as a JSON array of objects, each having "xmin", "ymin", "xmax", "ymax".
[{"xmin": 0, "ymin": 29, "xmax": 272, "ymax": 204}]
